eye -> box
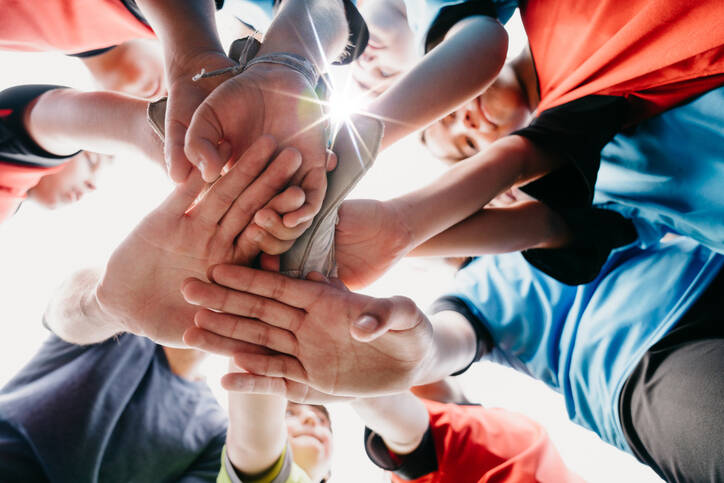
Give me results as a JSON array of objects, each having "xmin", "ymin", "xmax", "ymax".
[{"xmin": 465, "ymin": 137, "xmax": 475, "ymax": 150}]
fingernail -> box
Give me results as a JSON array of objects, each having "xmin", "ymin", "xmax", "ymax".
[
  {"xmin": 198, "ymin": 159, "xmax": 208, "ymax": 177},
  {"xmin": 354, "ymin": 315, "xmax": 379, "ymax": 332},
  {"xmin": 251, "ymin": 230, "xmax": 264, "ymax": 242}
]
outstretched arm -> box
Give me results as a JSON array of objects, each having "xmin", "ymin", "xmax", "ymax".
[
  {"xmin": 368, "ymin": 16, "xmax": 508, "ymax": 150},
  {"xmin": 225, "ymin": 362, "xmax": 289, "ymax": 477},
  {"xmin": 25, "ymin": 88, "xmax": 163, "ymax": 165},
  {"xmin": 351, "ymin": 392, "xmax": 430, "ymax": 455}
]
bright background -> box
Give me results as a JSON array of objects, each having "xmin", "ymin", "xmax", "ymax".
[{"xmin": 0, "ymin": 11, "xmax": 661, "ymax": 483}]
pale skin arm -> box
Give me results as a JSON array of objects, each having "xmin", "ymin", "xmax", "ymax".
[
  {"xmin": 390, "ymin": 135, "xmax": 562, "ymax": 251},
  {"xmin": 368, "ymin": 16, "xmax": 508, "ymax": 150},
  {"xmin": 25, "ymin": 88, "xmax": 163, "ymax": 165},
  {"xmin": 408, "ymin": 201, "xmax": 573, "ymax": 257},
  {"xmin": 351, "ymin": 392, "xmax": 430, "ymax": 454},
  {"xmin": 43, "ymin": 268, "xmax": 122, "ymax": 345},
  {"xmin": 226, "ymin": 361, "xmax": 289, "ymax": 476}
]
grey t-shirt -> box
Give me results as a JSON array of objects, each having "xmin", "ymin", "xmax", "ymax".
[{"xmin": 0, "ymin": 333, "xmax": 227, "ymax": 482}]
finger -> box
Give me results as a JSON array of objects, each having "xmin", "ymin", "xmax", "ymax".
[
  {"xmin": 159, "ymin": 170, "xmax": 207, "ymax": 216},
  {"xmin": 181, "ymin": 277, "xmax": 304, "ymax": 331},
  {"xmin": 254, "ymin": 207, "xmax": 310, "ymax": 243},
  {"xmin": 218, "ymin": 147, "xmax": 302, "ymax": 242},
  {"xmin": 184, "ymin": 106, "xmax": 228, "ymax": 182},
  {"xmin": 325, "ymin": 149, "xmax": 338, "ymax": 172},
  {"xmin": 207, "ymin": 264, "xmax": 326, "ymax": 309},
  {"xmin": 166, "ymin": 118, "xmax": 195, "ymax": 183},
  {"xmin": 282, "ymin": 166, "xmax": 327, "ymax": 228},
  {"xmin": 183, "ymin": 326, "xmax": 272, "ymax": 357},
  {"xmin": 232, "ymin": 351, "xmax": 308, "ymax": 383},
  {"xmin": 350, "ymin": 296, "xmax": 423, "ymax": 343},
  {"xmin": 221, "ymin": 373, "xmax": 349, "ymax": 403},
  {"xmin": 240, "ymin": 225, "xmax": 297, "ymax": 256},
  {"xmin": 187, "ymin": 135, "xmax": 277, "ymax": 224},
  {"xmin": 194, "ymin": 309, "xmax": 299, "ymax": 355},
  {"xmin": 260, "ymin": 253, "xmax": 280, "ymax": 272}
]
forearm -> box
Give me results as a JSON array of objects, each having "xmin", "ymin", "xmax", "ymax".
[
  {"xmin": 390, "ymin": 135, "xmax": 552, "ymax": 248},
  {"xmin": 43, "ymin": 268, "xmax": 124, "ymax": 345},
  {"xmin": 351, "ymin": 392, "xmax": 430, "ymax": 454},
  {"xmin": 413, "ymin": 311, "xmax": 477, "ymax": 386},
  {"xmin": 368, "ymin": 16, "xmax": 507, "ymax": 149},
  {"xmin": 409, "ymin": 202, "xmax": 572, "ymax": 257},
  {"xmin": 25, "ymin": 89, "xmax": 157, "ymax": 160},
  {"xmin": 257, "ymin": 0, "xmax": 348, "ymax": 69},
  {"xmin": 136, "ymin": 0, "xmax": 224, "ymax": 72},
  {"xmin": 226, "ymin": 366, "xmax": 287, "ymax": 475}
]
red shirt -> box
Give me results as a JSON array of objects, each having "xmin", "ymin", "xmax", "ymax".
[
  {"xmin": 367, "ymin": 400, "xmax": 583, "ymax": 483},
  {"xmin": 522, "ymin": 0, "xmax": 724, "ymax": 120},
  {"xmin": 0, "ymin": 163, "xmax": 65, "ymax": 222},
  {"xmin": 0, "ymin": 0, "xmax": 155, "ymax": 54}
]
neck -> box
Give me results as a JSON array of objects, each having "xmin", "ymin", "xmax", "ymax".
[
  {"xmin": 511, "ymin": 46, "xmax": 540, "ymax": 111},
  {"xmin": 163, "ymin": 347, "xmax": 207, "ymax": 380}
]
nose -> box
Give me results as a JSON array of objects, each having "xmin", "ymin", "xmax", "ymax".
[
  {"xmin": 298, "ymin": 407, "xmax": 319, "ymax": 427},
  {"xmin": 461, "ymin": 102, "xmax": 481, "ymax": 130}
]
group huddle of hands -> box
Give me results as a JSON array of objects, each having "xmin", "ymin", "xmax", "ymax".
[{"xmin": 94, "ymin": 55, "xmax": 432, "ymax": 403}]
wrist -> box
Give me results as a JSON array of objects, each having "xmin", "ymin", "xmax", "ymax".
[
  {"xmin": 412, "ymin": 311, "xmax": 477, "ymax": 386},
  {"xmin": 386, "ymin": 197, "xmax": 426, "ymax": 251}
]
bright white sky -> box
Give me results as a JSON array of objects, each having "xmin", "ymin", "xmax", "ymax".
[{"xmin": 0, "ymin": 11, "xmax": 660, "ymax": 483}]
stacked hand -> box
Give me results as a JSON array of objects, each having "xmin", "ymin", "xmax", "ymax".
[
  {"xmin": 334, "ymin": 199, "xmax": 414, "ymax": 289},
  {"xmin": 95, "ymin": 136, "xmax": 305, "ymax": 346},
  {"xmin": 181, "ymin": 266, "xmax": 433, "ymax": 402}
]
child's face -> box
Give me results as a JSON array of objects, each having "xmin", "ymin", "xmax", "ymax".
[
  {"xmin": 27, "ymin": 151, "xmax": 111, "ymax": 208},
  {"xmin": 286, "ymin": 402, "xmax": 333, "ymax": 481},
  {"xmin": 422, "ymin": 63, "xmax": 531, "ymax": 161},
  {"xmin": 352, "ymin": 0, "xmax": 417, "ymax": 96}
]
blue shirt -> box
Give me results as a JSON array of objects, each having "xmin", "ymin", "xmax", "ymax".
[
  {"xmin": 596, "ymin": 86, "xmax": 724, "ymax": 254},
  {"xmin": 445, "ymin": 238, "xmax": 724, "ymax": 453},
  {"xmin": 0, "ymin": 334, "xmax": 227, "ymax": 482}
]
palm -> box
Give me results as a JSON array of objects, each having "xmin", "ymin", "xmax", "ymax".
[
  {"xmin": 186, "ymin": 65, "xmax": 328, "ymax": 224},
  {"xmin": 335, "ymin": 200, "xmax": 412, "ymax": 289},
  {"xmin": 97, "ymin": 202, "xmax": 240, "ymax": 345},
  {"xmin": 96, "ymin": 137, "xmax": 301, "ymax": 346}
]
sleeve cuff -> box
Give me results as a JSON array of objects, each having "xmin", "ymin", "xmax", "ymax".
[
  {"xmin": 220, "ymin": 443, "xmax": 294, "ymax": 483},
  {"xmin": 364, "ymin": 425, "xmax": 439, "ymax": 480},
  {"xmin": 429, "ymin": 296, "xmax": 493, "ymax": 376}
]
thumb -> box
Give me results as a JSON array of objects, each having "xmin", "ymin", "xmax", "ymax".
[{"xmin": 351, "ymin": 296, "xmax": 421, "ymax": 343}]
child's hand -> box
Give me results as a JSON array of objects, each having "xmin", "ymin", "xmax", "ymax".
[
  {"xmin": 240, "ymin": 149, "xmax": 337, "ymax": 256},
  {"xmin": 335, "ymin": 199, "xmax": 414, "ymax": 289},
  {"xmin": 181, "ymin": 265, "xmax": 433, "ymax": 399}
]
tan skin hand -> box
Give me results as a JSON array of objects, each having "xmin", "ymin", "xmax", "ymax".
[
  {"xmin": 164, "ymin": 50, "xmax": 237, "ymax": 182},
  {"xmin": 185, "ymin": 64, "xmax": 329, "ymax": 228},
  {"xmin": 95, "ymin": 137, "xmax": 303, "ymax": 346},
  {"xmin": 181, "ymin": 265, "xmax": 434, "ymax": 400},
  {"xmin": 334, "ymin": 199, "xmax": 414, "ymax": 289}
]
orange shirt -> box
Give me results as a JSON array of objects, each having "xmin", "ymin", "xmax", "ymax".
[
  {"xmin": 0, "ymin": 0, "xmax": 155, "ymax": 54},
  {"xmin": 522, "ymin": 0, "xmax": 724, "ymax": 120}
]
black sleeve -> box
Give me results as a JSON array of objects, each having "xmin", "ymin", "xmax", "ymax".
[
  {"xmin": 425, "ymin": 1, "xmax": 498, "ymax": 52},
  {"xmin": 512, "ymin": 95, "xmax": 638, "ymax": 285},
  {"xmin": 364, "ymin": 426, "xmax": 438, "ymax": 480},
  {"xmin": 0, "ymin": 85, "xmax": 79, "ymax": 168},
  {"xmin": 67, "ymin": 46, "xmax": 117, "ymax": 58},
  {"xmin": 429, "ymin": 296, "xmax": 493, "ymax": 376}
]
